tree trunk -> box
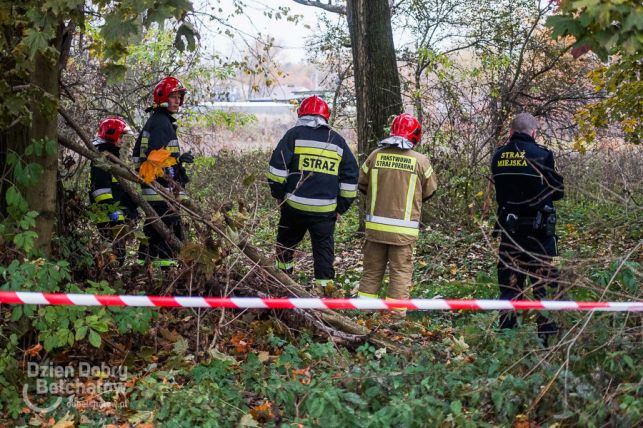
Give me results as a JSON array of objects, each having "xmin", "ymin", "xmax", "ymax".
[
  {"xmin": 346, "ymin": 0, "xmax": 403, "ymax": 229},
  {"xmin": 346, "ymin": 0, "xmax": 403, "ymax": 161},
  {"xmin": 27, "ymin": 48, "xmax": 61, "ymax": 256}
]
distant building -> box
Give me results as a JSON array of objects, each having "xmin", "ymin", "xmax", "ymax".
[
  {"xmin": 248, "ymin": 85, "xmax": 333, "ymax": 103},
  {"xmin": 191, "ymin": 101, "xmax": 295, "ymax": 115}
]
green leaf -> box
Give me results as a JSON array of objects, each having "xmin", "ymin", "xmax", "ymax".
[
  {"xmin": 88, "ymin": 329, "xmax": 102, "ymax": 348},
  {"xmin": 622, "ymin": 354, "xmax": 635, "ymax": 370},
  {"xmin": 45, "ymin": 139, "xmax": 57, "ymax": 155},
  {"xmin": 18, "ymin": 211, "xmax": 37, "ymax": 230},
  {"xmin": 6, "ymin": 186, "xmax": 23, "ymax": 208},
  {"xmin": 76, "ymin": 325, "xmax": 88, "ymax": 340},
  {"xmin": 23, "ymin": 28, "xmax": 50, "ymax": 59},
  {"xmin": 546, "ymin": 15, "xmax": 583, "ymax": 39},
  {"xmin": 450, "ymin": 400, "xmax": 462, "ymax": 415}
]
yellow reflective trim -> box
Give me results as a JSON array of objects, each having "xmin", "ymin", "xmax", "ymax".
[
  {"xmin": 111, "ymin": 176, "xmax": 119, "ymax": 183},
  {"xmin": 95, "ymin": 193, "xmax": 113, "ymax": 203},
  {"xmin": 298, "ymin": 154, "xmax": 339, "ymax": 175},
  {"xmin": 404, "ymin": 174, "xmax": 417, "ymax": 221},
  {"xmin": 424, "ymin": 164, "xmax": 434, "ymax": 178},
  {"xmin": 151, "ymin": 259, "xmax": 178, "ymax": 267},
  {"xmin": 385, "ymin": 298, "xmax": 408, "ymax": 312},
  {"xmin": 370, "ymin": 169, "xmax": 378, "ymax": 215},
  {"xmin": 266, "ymin": 172, "xmax": 286, "ymax": 183},
  {"xmin": 276, "ymin": 260, "xmax": 294, "ymax": 270},
  {"xmin": 294, "ymin": 146, "xmax": 342, "ymax": 161},
  {"xmin": 167, "ymin": 146, "xmax": 180, "ymax": 153},
  {"xmin": 358, "ymin": 291, "xmax": 378, "ymax": 298},
  {"xmin": 361, "ymin": 163, "xmax": 369, "ymax": 174},
  {"xmin": 340, "ymin": 190, "xmax": 357, "ymax": 198},
  {"xmin": 140, "ymin": 136, "xmax": 149, "ymax": 151},
  {"xmin": 286, "ymin": 199, "xmax": 336, "ymax": 213},
  {"xmin": 365, "ymin": 221, "xmax": 419, "ymax": 237}
]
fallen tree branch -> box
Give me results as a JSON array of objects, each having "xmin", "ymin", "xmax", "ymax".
[
  {"xmin": 58, "ymin": 109, "xmax": 409, "ymax": 353},
  {"xmin": 57, "ymin": 134, "xmax": 182, "ymax": 252}
]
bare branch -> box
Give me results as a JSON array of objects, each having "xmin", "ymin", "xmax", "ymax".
[{"xmin": 292, "ymin": 0, "xmax": 346, "ymax": 14}]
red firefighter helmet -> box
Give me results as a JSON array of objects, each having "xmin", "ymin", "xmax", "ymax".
[
  {"xmin": 97, "ymin": 117, "xmax": 132, "ymax": 144},
  {"xmin": 153, "ymin": 76, "xmax": 187, "ymax": 106},
  {"xmin": 390, "ymin": 113, "xmax": 422, "ymax": 146},
  {"xmin": 297, "ymin": 95, "xmax": 330, "ymax": 121}
]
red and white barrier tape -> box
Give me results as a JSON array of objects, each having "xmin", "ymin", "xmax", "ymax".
[{"xmin": 1, "ymin": 291, "xmax": 642, "ymax": 311}]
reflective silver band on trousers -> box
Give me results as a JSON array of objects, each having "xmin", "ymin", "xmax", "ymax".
[
  {"xmin": 286, "ymin": 193, "xmax": 337, "ymax": 206},
  {"xmin": 339, "ymin": 182, "xmax": 357, "ymax": 191},
  {"xmin": 92, "ymin": 188, "xmax": 112, "ymax": 197},
  {"xmin": 364, "ymin": 215, "xmax": 418, "ymax": 228}
]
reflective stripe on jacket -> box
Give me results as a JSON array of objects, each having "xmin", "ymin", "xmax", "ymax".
[
  {"xmin": 358, "ymin": 147, "xmax": 437, "ymax": 245},
  {"xmin": 89, "ymin": 143, "xmax": 137, "ymax": 224},
  {"xmin": 267, "ymin": 124, "xmax": 358, "ymax": 216}
]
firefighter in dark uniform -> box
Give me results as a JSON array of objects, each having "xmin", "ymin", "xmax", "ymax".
[
  {"xmin": 491, "ymin": 112, "xmax": 564, "ymax": 345},
  {"xmin": 132, "ymin": 76, "xmax": 194, "ymax": 267},
  {"xmin": 267, "ymin": 96, "xmax": 359, "ymax": 296},
  {"xmin": 90, "ymin": 117, "xmax": 137, "ymax": 263}
]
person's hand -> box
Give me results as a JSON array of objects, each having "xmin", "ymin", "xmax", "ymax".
[
  {"xmin": 277, "ymin": 198, "xmax": 284, "ymax": 207},
  {"xmin": 108, "ymin": 211, "xmax": 122, "ymax": 223},
  {"xmin": 178, "ymin": 151, "xmax": 194, "ymax": 164},
  {"xmin": 336, "ymin": 212, "xmax": 341, "ymax": 221}
]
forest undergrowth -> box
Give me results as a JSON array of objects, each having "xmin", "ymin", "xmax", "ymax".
[{"xmin": 1, "ymin": 147, "xmax": 641, "ymax": 427}]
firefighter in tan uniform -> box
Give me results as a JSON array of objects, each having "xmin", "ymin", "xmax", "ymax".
[{"xmin": 357, "ymin": 114, "xmax": 437, "ymax": 317}]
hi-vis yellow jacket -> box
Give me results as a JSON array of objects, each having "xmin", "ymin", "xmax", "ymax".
[{"xmin": 358, "ymin": 147, "xmax": 437, "ymax": 245}]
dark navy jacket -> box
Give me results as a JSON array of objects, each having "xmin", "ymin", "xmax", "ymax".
[
  {"xmin": 491, "ymin": 132, "xmax": 564, "ymax": 216},
  {"xmin": 90, "ymin": 143, "xmax": 137, "ymax": 223},
  {"xmin": 132, "ymin": 108, "xmax": 189, "ymax": 201},
  {"xmin": 267, "ymin": 124, "xmax": 359, "ymax": 216}
]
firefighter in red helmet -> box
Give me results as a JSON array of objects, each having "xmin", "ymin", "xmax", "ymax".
[
  {"xmin": 357, "ymin": 113, "xmax": 438, "ymax": 320},
  {"xmin": 132, "ymin": 76, "xmax": 194, "ymax": 267},
  {"xmin": 89, "ymin": 117, "xmax": 137, "ymax": 263},
  {"xmin": 267, "ymin": 95, "xmax": 358, "ymax": 296}
]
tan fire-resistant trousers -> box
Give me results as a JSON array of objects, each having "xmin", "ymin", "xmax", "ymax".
[{"xmin": 358, "ymin": 240, "xmax": 415, "ymax": 300}]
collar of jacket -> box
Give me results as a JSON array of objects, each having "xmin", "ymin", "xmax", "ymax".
[
  {"xmin": 296, "ymin": 115, "xmax": 329, "ymax": 129},
  {"xmin": 94, "ymin": 140, "xmax": 120, "ymax": 155},
  {"xmin": 154, "ymin": 107, "xmax": 177, "ymax": 123},
  {"xmin": 378, "ymin": 136, "xmax": 414, "ymax": 150},
  {"xmin": 509, "ymin": 132, "xmax": 536, "ymax": 145}
]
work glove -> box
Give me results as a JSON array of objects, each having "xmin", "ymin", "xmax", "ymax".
[
  {"xmin": 178, "ymin": 151, "xmax": 194, "ymax": 164},
  {"xmin": 108, "ymin": 211, "xmax": 122, "ymax": 223}
]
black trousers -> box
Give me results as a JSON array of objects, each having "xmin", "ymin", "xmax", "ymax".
[
  {"xmin": 276, "ymin": 207, "xmax": 336, "ymax": 280},
  {"xmin": 497, "ymin": 234, "xmax": 559, "ymax": 340},
  {"xmin": 139, "ymin": 202, "xmax": 184, "ymax": 261}
]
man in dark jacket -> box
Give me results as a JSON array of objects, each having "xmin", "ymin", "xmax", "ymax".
[
  {"xmin": 267, "ymin": 96, "xmax": 358, "ymax": 295},
  {"xmin": 132, "ymin": 76, "xmax": 194, "ymax": 267},
  {"xmin": 491, "ymin": 112, "xmax": 564, "ymax": 345},
  {"xmin": 90, "ymin": 117, "xmax": 137, "ymax": 263}
]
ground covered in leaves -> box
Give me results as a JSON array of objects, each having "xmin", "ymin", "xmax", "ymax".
[{"xmin": 1, "ymin": 150, "xmax": 641, "ymax": 427}]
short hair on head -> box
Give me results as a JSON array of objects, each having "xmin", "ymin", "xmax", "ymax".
[{"xmin": 511, "ymin": 113, "xmax": 539, "ymax": 134}]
